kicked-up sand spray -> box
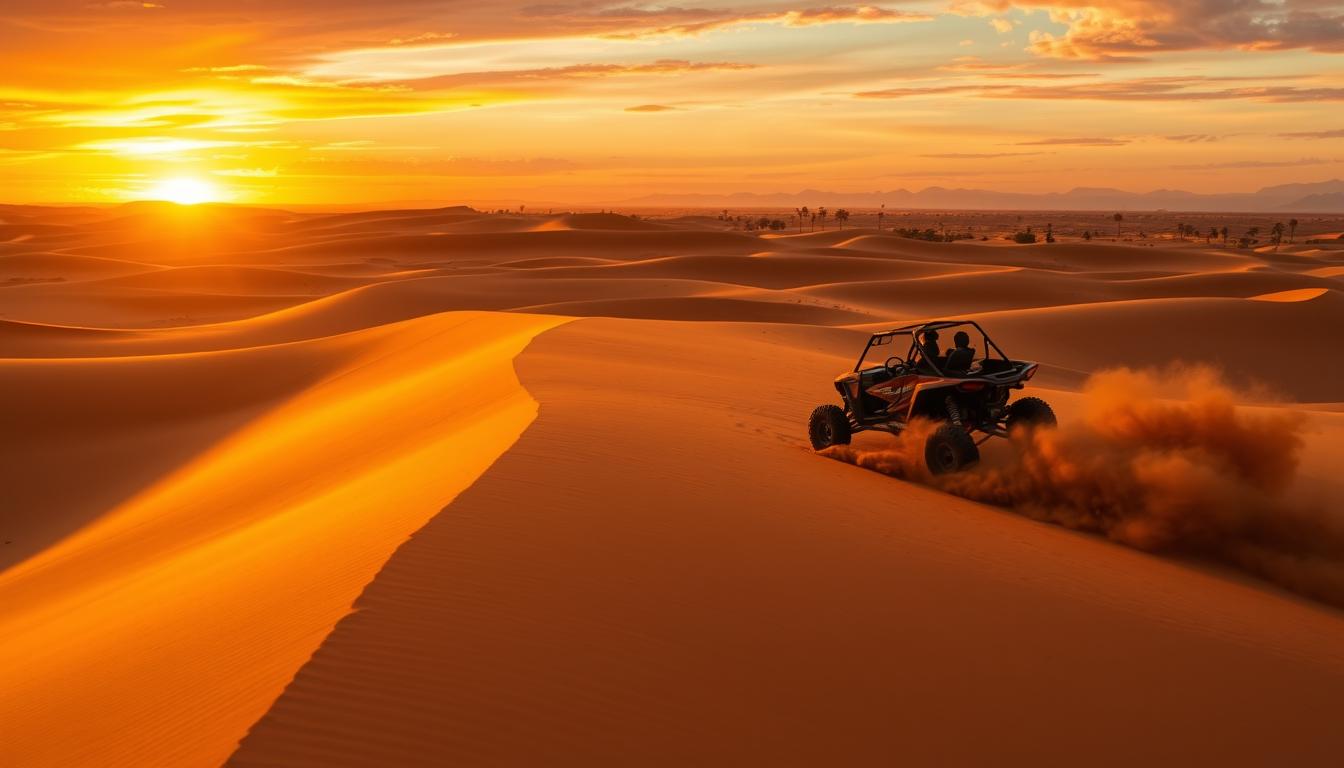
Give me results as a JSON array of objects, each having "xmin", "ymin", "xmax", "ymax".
[{"xmin": 824, "ymin": 366, "xmax": 1344, "ymax": 607}]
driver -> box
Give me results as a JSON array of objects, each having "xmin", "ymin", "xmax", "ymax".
[{"xmin": 916, "ymin": 329, "xmax": 940, "ymax": 372}]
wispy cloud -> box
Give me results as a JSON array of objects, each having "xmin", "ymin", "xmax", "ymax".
[
  {"xmin": 856, "ymin": 77, "xmax": 1344, "ymax": 102},
  {"xmin": 921, "ymin": 151, "xmax": 1046, "ymax": 158},
  {"xmin": 1016, "ymin": 137, "xmax": 1128, "ymax": 146},
  {"xmin": 1172, "ymin": 157, "xmax": 1334, "ymax": 170},
  {"xmin": 1278, "ymin": 128, "xmax": 1344, "ymax": 140}
]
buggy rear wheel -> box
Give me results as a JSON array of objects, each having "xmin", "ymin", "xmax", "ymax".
[
  {"xmin": 925, "ymin": 423, "xmax": 980, "ymax": 475},
  {"xmin": 808, "ymin": 404, "xmax": 851, "ymax": 450},
  {"xmin": 1007, "ymin": 397, "xmax": 1057, "ymax": 435}
]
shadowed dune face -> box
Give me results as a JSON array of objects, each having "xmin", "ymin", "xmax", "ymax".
[
  {"xmin": 2, "ymin": 203, "xmax": 1343, "ymax": 767},
  {"xmin": 0, "ymin": 311, "xmax": 568, "ymax": 767}
]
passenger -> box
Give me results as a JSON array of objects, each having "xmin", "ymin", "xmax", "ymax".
[
  {"xmin": 950, "ymin": 331, "xmax": 970, "ymax": 355},
  {"xmin": 943, "ymin": 330, "xmax": 976, "ymax": 374}
]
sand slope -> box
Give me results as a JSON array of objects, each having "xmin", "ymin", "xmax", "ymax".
[
  {"xmin": 1, "ymin": 311, "xmax": 566, "ymax": 767},
  {"xmin": 229, "ymin": 319, "xmax": 1344, "ymax": 766},
  {"xmin": 2, "ymin": 203, "xmax": 1342, "ymax": 766}
]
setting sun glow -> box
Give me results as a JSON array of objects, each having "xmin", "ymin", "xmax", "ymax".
[{"xmin": 146, "ymin": 177, "xmax": 223, "ymax": 205}]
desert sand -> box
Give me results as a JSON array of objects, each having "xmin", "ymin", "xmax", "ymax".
[{"xmin": 2, "ymin": 203, "xmax": 1343, "ymax": 766}]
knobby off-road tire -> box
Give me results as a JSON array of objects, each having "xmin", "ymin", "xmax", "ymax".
[
  {"xmin": 809, "ymin": 404, "xmax": 851, "ymax": 450},
  {"xmin": 924, "ymin": 423, "xmax": 980, "ymax": 475},
  {"xmin": 1006, "ymin": 397, "xmax": 1057, "ymax": 435}
]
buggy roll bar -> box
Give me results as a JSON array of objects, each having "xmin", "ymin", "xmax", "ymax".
[{"xmin": 853, "ymin": 320, "xmax": 1011, "ymax": 374}]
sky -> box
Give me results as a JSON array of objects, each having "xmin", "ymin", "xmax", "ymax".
[{"xmin": 2, "ymin": 1, "xmax": 1342, "ymax": 205}]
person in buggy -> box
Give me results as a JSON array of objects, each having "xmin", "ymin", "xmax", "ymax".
[{"xmin": 913, "ymin": 329, "xmax": 940, "ymax": 373}]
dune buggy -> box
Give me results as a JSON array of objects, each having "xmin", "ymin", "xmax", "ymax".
[{"xmin": 808, "ymin": 320, "xmax": 1056, "ymax": 474}]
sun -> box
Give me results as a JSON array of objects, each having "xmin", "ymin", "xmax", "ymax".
[{"xmin": 145, "ymin": 176, "xmax": 223, "ymax": 205}]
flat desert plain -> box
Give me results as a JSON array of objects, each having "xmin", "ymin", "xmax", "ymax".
[{"xmin": 3, "ymin": 202, "xmax": 1344, "ymax": 767}]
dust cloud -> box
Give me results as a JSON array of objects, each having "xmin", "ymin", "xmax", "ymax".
[{"xmin": 823, "ymin": 366, "xmax": 1344, "ymax": 607}]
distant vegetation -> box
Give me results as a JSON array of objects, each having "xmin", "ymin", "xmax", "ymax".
[
  {"xmin": 897, "ymin": 227, "xmax": 975, "ymax": 242},
  {"xmin": 708, "ymin": 207, "xmax": 1318, "ymax": 249}
]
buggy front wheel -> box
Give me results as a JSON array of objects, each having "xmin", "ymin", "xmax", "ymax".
[{"xmin": 808, "ymin": 405, "xmax": 851, "ymax": 450}]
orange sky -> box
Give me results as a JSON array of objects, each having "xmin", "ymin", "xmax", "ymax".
[{"xmin": 2, "ymin": 1, "xmax": 1342, "ymax": 205}]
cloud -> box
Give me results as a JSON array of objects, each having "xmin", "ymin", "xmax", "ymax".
[
  {"xmin": 854, "ymin": 84, "xmax": 982, "ymax": 98},
  {"xmin": 291, "ymin": 155, "xmax": 583, "ymax": 177},
  {"xmin": 940, "ymin": 56, "xmax": 1096, "ymax": 78},
  {"xmin": 379, "ymin": 59, "xmax": 757, "ymax": 91},
  {"xmin": 85, "ymin": 1, "xmax": 163, "ymax": 9},
  {"xmin": 212, "ymin": 168, "xmax": 278, "ymax": 177},
  {"xmin": 958, "ymin": 1, "xmax": 1344, "ymax": 60},
  {"xmin": 523, "ymin": 60, "xmax": 755, "ymax": 78},
  {"xmin": 1172, "ymin": 157, "xmax": 1334, "ymax": 170},
  {"xmin": 183, "ymin": 64, "xmax": 270, "ymax": 73},
  {"xmin": 1278, "ymin": 128, "xmax": 1344, "ymax": 139},
  {"xmin": 990, "ymin": 18, "xmax": 1015, "ymax": 33},
  {"xmin": 1166, "ymin": 133, "xmax": 1219, "ymax": 142},
  {"xmin": 72, "ymin": 137, "xmax": 259, "ymax": 155},
  {"xmin": 599, "ymin": 4, "xmax": 934, "ymax": 37},
  {"xmin": 386, "ymin": 32, "xmax": 455, "ymax": 46},
  {"xmin": 1016, "ymin": 136, "xmax": 1128, "ymax": 146},
  {"xmin": 785, "ymin": 6, "xmax": 931, "ymax": 26},
  {"xmin": 625, "ymin": 104, "xmax": 679, "ymax": 112},
  {"xmin": 855, "ymin": 77, "xmax": 1344, "ymax": 103},
  {"xmin": 921, "ymin": 151, "xmax": 1046, "ymax": 158}
]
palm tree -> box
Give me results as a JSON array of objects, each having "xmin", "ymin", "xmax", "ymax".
[
  {"xmin": 1206, "ymin": 226, "xmax": 1217, "ymax": 244},
  {"xmin": 817, "ymin": 207, "xmax": 828, "ymax": 230},
  {"xmin": 1220, "ymin": 226, "xmax": 1229, "ymax": 244},
  {"xmin": 1113, "ymin": 212, "xmax": 1123, "ymax": 240},
  {"xmin": 1176, "ymin": 222, "xmax": 1185, "ymax": 241},
  {"xmin": 1288, "ymin": 218, "xmax": 1299, "ymax": 243},
  {"xmin": 1271, "ymin": 221, "xmax": 1285, "ymax": 251},
  {"xmin": 877, "ymin": 205, "xmax": 885, "ymax": 232},
  {"xmin": 810, "ymin": 212, "xmax": 817, "ymax": 231},
  {"xmin": 835, "ymin": 209, "xmax": 850, "ymax": 230},
  {"xmin": 797, "ymin": 206, "xmax": 809, "ymax": 233}
]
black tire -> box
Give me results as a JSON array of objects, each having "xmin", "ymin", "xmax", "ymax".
[
  {"xmin": 924, "ymin": 423, "xmax": 980, "ymax": 475},
  {"xmin": 1006, "ymin": 397, "xmax": 1057, "ymax": 435},
  {"xmin": 808, "ymin": 404, "xmax": 851, "ymax": 450}
]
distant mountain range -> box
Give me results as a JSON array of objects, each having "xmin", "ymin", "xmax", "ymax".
[{"xmin": 616, "ymin": 179, "xmax": 1344, "ymax": 213}]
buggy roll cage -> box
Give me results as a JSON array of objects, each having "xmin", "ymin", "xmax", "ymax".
[{"xmin": 853, "ymin": 320, "xmax": 1011, "ymax": 376}]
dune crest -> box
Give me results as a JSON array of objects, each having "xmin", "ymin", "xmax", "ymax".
[{"xmin": 1250, "ymin": 287, "xmax": 1330, "ymax": 302}]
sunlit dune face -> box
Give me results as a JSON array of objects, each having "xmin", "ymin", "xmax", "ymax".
[{"xmin": 146, "ymin": 177, "xmax": 223, "ymax": 205}]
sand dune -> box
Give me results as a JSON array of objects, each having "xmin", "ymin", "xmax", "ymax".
[
  {"xmin": 229, "ymin": 319, "xmax": 1344, "ymax": 767},
  {"xmin": 2, "ymin": 203, "xmax": 1342, "ymax": 767},
  {"xmin": 1, "ymin": 311, "xmax": 566, "ymax": 767}
]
